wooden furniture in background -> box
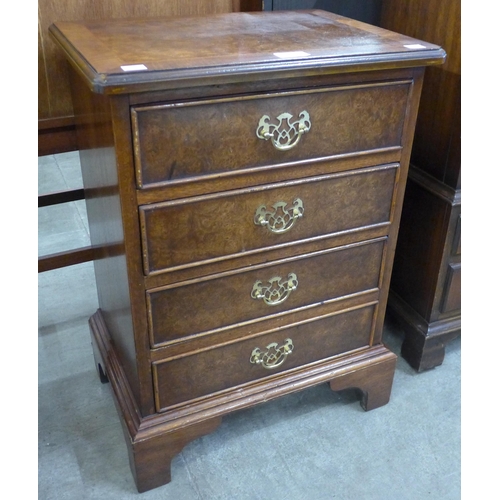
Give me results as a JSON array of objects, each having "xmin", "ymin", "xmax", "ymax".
[
  {"xmin": 38, "ymin": 0, "xmax": 235, "ymax": 154},
  {"xmin": 233, "ymin": 0, "xmax": 263, "ymax": 11},
  {"xmin": 50, "ymin": 10, "xmax": 444, "ymax": 491},
  {"xmin": 38, "ymin": 0, "xmax": 237, "ymax": 273},
  {"xmin": 263, "ymin": 0, "xmax": 382, "ymax": 25},
  {"xmin": 379, "ymin": 0, "xmax": 461, "ymax": 371}
]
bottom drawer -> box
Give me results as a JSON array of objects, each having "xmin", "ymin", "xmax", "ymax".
[{"xmin": 153, "ymin": 304, "xmax": 375, "ymax": 411}]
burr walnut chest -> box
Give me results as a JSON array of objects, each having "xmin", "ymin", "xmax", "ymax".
[{"xmin": 49, "ymin": 10, "xmax": 445, "ymax": 492}]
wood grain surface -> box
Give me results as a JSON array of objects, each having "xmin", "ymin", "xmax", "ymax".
[{"xmin": 39, "ymin": 0, "xmax": 234, "ymax": 120}]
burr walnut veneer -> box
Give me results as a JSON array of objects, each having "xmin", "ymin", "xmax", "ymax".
[{"xmin": 49, "ymin": 11, "xmax": 445, "ymax": 492}]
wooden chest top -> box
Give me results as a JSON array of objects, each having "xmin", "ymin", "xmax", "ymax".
[{"xmin": 49, "ymin": 10, "xmax": 445, "ymax": 93}]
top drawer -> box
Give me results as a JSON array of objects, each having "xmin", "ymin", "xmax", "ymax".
[{"xmin": 132, "ymin": 81, "xmax": 411, "ymax": 188}]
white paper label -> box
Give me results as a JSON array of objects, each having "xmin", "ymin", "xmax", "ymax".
[
  {"xmin": 273, "ymin": 51, "xmax": 311, "ymax": 59},
  {"xmin": 404, "ymin": 44, "xmax": 426, "ymax": 50},
  {"xmin": 120, "ymin": 64, "xmax": 148, "ymax": 72}
]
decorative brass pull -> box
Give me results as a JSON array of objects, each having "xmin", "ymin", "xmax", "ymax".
[
  {"xmin": 251, "ymin": 273, "xmax": 298, "ymax": 306},
  {"xmin": 250, "ymin": 338, "xmax": 294, "ymax": 370},
  {"xmin": 254, "ymin": 198, "xmax": 304, "ymax": 234},
  {"xmin": 256, "ymin": 110, "xmax": 311, "ymax": 150}
]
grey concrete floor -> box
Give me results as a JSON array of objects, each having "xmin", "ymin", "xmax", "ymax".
[{"xmin": 39, "ymin": 152, "xmax": 461, "ymax": 499}]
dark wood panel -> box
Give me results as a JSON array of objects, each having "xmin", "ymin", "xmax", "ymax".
[
  {"xmin": 382, "ymin": 0, "xmax": 460, "ymax": 370},
  {"xmin": 38, "ymin": 117, "xmax": 77, "ymax": 156},
  {"xmin": 451, "ymin": 215, "xmax": 461, "ymax": 257},
  {"xmin": 233, "ymin": 0, "xmax": 262, "ymax": 11},
  {"xmin": 441, "ymin": 263, "xmax": 461, "ymax": 314},
  {"xmin": 390, "ymin": 178, "xmax": 449, "ymax": 320},
  {"xmin": 38, "ymin": 189, "xmax": 84, "ymax": 208},
  {"xmin": 268, "ymin": 0, "xmax": 382, "ymax": 25},
  {"xmin": 380, "ymin": 0, "xmax": 461, "ymax": 188},
  {"xmin": 38, "ymin": 246, "xmax": 96, "ymax": 272}
]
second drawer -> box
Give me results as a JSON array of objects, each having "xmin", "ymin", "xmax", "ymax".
[
  {"xmin": 146, "ymin": 238, "xmax": 385, "ymax": 347},
  {"xmin": 139, "ymin": 164, "xmax": 397, "ymax": 275}
]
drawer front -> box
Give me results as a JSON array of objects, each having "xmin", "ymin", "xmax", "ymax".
[
  {"xmin": 153, "ymin": 304, "xmax": 375, "ymax": 411},
  {"xmin": 441, "ymin": 263, "xmax": 461, "ymax": 314},
  {"xmin": 451, "ymin": 214, "xmax": 461, "ymax": 256},
  {"xmin": 140, "ymin": 164, "xmax": 397, "ymax": 275},
  {"xmin": 147, "ymin": 239, "xmax": 384, "ymax": 347},
  {"xmin": 132, "ymin": 81, "xmax": 410, "ymax": 188}
]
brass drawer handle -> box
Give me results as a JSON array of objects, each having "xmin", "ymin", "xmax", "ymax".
[
  {"xmin": 254, "ymin": 198, "xmax": 304, "ymax": 234},
  {"xmin": 251, "ymin": 273, "xmax": 298, "ymax": 306},
  {"xmin": 250, "ymin": 338, "xmax": 294, "ymax": 370},
  {"xmin": 256, "ymin": 110, "xmax": 311, "ymax": 151}
]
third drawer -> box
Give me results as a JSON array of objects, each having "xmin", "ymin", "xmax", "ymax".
[{"xmin": 146, "ymin": 237, "xmax": 385, "ymax": 347}]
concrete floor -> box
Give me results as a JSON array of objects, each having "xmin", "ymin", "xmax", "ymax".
[{"xmin": 38, "ymin": 152, "xmax": 461, "ymax": 499}]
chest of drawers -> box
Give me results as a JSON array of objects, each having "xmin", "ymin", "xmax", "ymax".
[{"xmin": 50, "ymin": 10, "xmax": 445, "ymax": 492}]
